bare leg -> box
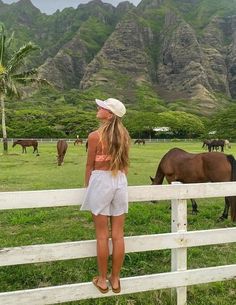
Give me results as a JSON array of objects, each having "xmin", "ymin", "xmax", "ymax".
[
  {"xmin": 92, "ymin": 214, "xmax": 109, "ymax": 290},
  {"xmin": 110, "ymin": 214, "xmax": 125, "ymax": 289}
]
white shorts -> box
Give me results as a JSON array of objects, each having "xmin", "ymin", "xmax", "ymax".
[{"xmin": 80, "ymin": 170, "xmax": 128, "ymax": 216}]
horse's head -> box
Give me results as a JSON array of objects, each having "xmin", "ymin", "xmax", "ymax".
[
  {"xmin": 150, "ymin": 176, "xmax": 156, "ymax": 185},
  {"xmin": 150, "ymin": 176, "xmax": 158, "ymax": 203},
  {"xmin": 12, "ymin": 141, "xmax": 17, "ymax": 147}
]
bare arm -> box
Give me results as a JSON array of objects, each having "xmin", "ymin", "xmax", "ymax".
[{"xmin": 84, "ymin": 131, "xmax": 99, "ymax": 187}]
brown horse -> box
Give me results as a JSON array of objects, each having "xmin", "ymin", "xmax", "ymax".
[
  {"xmin": 202, "ymin": 139, "xmax": 211, "ymax": 149},
  {"xmin": 57, "ymin": 140, "xmax": 68, "ymax": 166},
  {"xmin": 12, "ymin": 139, "xmax": 38, "ymax": 154},
  {"xmin": 150, "ymin": 148, "xmax": 236, "ymax": 221},
  {"xmin": 134, "ymin": 139, "xmax": 145, "ymax": 145},
  {"xmin": 74, "ymin": 138, "xmax": 83, "ymax": 145},
  {"xmin": 203, "ymin": 139, "xmax": 231, "ymax": 152}
]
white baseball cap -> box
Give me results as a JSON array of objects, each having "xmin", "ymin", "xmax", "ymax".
[{"xmin": 95, "ymin": 98, "xmax": 126, "ymax": 117}]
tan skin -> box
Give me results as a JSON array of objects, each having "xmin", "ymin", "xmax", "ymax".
[{"xmin": 85, "ymin": 106, "xmax": 126, "ymax": 291}]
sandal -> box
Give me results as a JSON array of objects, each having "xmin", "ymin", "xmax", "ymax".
[
  {"xmin": 108, "ymin": 277, "xmax": 121, "ymax": 293},
  {"xmin": 92, "ymin": 276, "xmax": 109, "ymax": 294}
]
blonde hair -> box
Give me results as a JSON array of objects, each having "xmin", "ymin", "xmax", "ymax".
[{"xmin": 98, "ymin": 115, "xmax": 130, "ymax": 174}]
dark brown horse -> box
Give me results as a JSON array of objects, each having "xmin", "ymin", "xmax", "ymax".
[
  {"xmin": 134, "ymin": 139, "xmax": 145, "ymax": 145},
  {"xmin": 202, "ymin": 139, "xmax": 211, "ymax": 149},
  {"xmin": 203, "ymin": 139, "xmax": 231, "ymax": 152},
  {"xmin": 57, "ymin": 140, "xmax": 68, "ymax": 166},
  {"xmin": 74, "ymin": 138, "xmax": 83, "ymax": 145},
  {"xmin": 12, "ymin": 139, "xmax": 38, "ymax": 154},
  {"xmin": 150, "ymin": 148, "xmax": 236, "ymax": 221},
  {"xmin": 209, "ymin": 139, "xmax": 231, "ymax": 152}
]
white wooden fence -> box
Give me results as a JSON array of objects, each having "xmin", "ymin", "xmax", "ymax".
[{"xmin": 0, "ymin": 182, "xmax": 236, "ymax": 305}]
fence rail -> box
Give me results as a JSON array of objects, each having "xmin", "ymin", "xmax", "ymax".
[
  {"xmin": 1, "ymin": 182, "xmax": 236, "ymax": 305},
  {"xmin": 1, "ymin": 138, "xmax": 202, "ymax": 144}
]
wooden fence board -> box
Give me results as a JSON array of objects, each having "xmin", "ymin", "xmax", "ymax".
[
  {"xmin": 1, "ymin": 182, "xmax": 236, "ymax": 210},
  {"xmin": 1, "ymin": 228, "xmax": 236, "ymax": 266},
  {"xmin": 0, "ymin": 265, "xmax": 236, "ymax": 305}
]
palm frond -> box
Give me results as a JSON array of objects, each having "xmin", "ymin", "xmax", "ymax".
[
  {"xmin": 0, "ymin": 26, "xmax": 6, "ymax": 65},
  {"xmin": 12, "ymin": 68, "xmax": 38, "ymax": 79},
  {"xmin": 12, "ymin": 76, "xmax": 51, "ymax": 87},
  {"xmin": 7, "ymin": 42, "xmax": 40, "ymax": 74},
  {"xmin": 35, "ymin": 78, "xmax": 52, "ymax": 87},
  {"xmin": 5, "ymin": 31, "xmax": 14, "ymax": 50},
  {"xmin": 5, "ymin": 79, "xmax": 20, "ymax": 97},
  {"xmin": 12, "ymin": 77, "xmax": 36, "ymax": 85}
]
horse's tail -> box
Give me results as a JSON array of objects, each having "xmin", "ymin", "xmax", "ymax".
[{"xmin": 226, "ymin": 154, "xmax": 236, "ymax": 221}]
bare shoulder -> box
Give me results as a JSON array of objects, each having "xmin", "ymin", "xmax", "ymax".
[{"xmin": 88, "ymin": 130, "xmax": 99, "ymax": 142}]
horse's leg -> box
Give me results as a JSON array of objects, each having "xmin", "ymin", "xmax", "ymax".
[
  {"xmin": 191, "ymin": 199, "xmax": 199, "ymax": 214},
  {"xmin": 57, "ymin": 154, "xmax": 63, "ymax": 166},
  {"xmin": 218, "ymin": 197, "xmax": 230, "ymax": 221}
]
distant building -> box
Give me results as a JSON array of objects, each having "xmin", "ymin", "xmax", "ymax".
[{"xmin": 153, "ymin": 127, "xmax": 170, "ymax": 132}]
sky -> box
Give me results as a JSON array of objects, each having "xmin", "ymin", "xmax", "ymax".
[{"xmin": 2, "ymin": 0, "xmax": 142, "ymax": 14}]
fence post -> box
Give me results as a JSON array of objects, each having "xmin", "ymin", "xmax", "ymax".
[{"xmin": 171, "ymin": 182, "xmax": 187, "ymax": 305}]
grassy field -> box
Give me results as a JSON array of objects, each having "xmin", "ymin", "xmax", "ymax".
[{"xmin": 0, "ymin": 141, "xmax": 236, "ymax": 305}]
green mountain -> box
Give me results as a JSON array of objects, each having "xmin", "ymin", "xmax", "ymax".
[{"xmin": 2, "ymin": 0, "xmax": 236, "ymax": 116}]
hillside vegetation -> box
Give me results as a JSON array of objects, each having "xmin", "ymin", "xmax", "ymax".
[{"xmin": 1, "ymin": 0, "xmax": 236, "ymax": 138}]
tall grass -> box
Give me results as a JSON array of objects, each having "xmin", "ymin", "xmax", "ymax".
[{"xmin": 0, "ymin": 141, "xmax": 236, "ymax": 304}]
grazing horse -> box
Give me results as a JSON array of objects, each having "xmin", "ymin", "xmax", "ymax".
[
  {"xmin": 202, "ymin": 139, "xmax": 211, "ymax": 150},
  {"xmin": 150, "ymin": 148, "xmax": 236, "ymax": 221},
  {"xmin": 209, "ymin": 139, "xmax": 225, "ymax": 152},
  {"xmin": 207, "ymin": 139, "xmax": 231, "ymax": 152},
  {"xmin": 134, "ymin": 139, "xmax": 145, "ymax": 145},
  {"xmin": 57, "ymin": 140, "xmax": 68, "ymax": 166},
  {"xmin": 12, "ymin": 139, "xmax": 38, "ymax": 154},
  {"xmin": 74, "ymin": 138, "xmax": 83, "ymax": 145},
  {"xmin": 85, "ymin": 140, "xmax": 88, "ymax": 152}
]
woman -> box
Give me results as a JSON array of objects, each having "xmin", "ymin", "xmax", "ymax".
[{"xmin": 81, "ymin": 98, "xmax": 130, "ymax": 294}]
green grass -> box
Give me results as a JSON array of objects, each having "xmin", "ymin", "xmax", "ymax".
[{"xmin": 0, "ymin": 141, "xmax": 236, "ymax": 304}]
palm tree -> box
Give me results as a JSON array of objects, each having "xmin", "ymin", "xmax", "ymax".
[{"xmin": 0, "ymin": 23, "xmax": 48, "ymax": 153}]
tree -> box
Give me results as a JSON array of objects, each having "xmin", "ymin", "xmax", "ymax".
[
  {"xmin": 157, "ymin": 111, "xmax": 205, "ymax": 138},
  {"xmin": 210, "ymin": 105, "xmax": 236, "ymax": 139},
  {"xmin": 0, "ymin": 24, "xmax": 48, "ymax": 153},
  {"xmin": 124, "ymin": 111, "xmax": 158, "ymax": 138}
]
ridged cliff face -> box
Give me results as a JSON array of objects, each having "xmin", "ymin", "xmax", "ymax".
[
  {"xmin": 80, "ymin": 12, "xmax": 154, "ymax": 90},
  {"xmin": 77, "ymin": 0, "xmax": 236, "ymax": 114},
  {"xmin": 2, "ymin": 0, "xmax": 236, "ymax": 114}
]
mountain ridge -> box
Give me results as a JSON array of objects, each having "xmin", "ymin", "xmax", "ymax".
[{"xmin": 1, "ymin": 0, "xmax": 236, "ymax": 115}]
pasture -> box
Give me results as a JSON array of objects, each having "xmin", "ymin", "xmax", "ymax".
[{"xmin": 0, "ymin": 141, "xmax": 236, "ymax": 305}]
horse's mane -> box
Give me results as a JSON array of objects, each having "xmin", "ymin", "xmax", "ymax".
[{"xmin": 226, "ymin": 154, "xmax": 236, "ymax": 181}]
